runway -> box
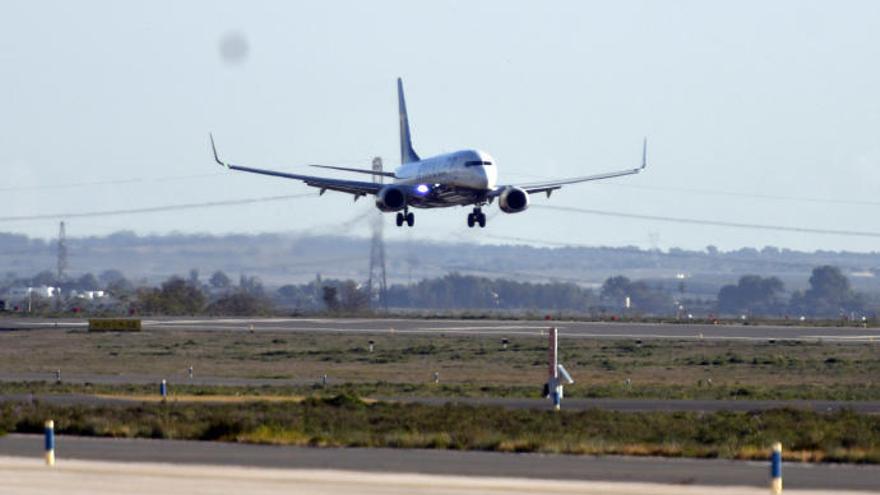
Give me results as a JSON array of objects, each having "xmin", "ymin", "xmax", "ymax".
[
  {"xmin": 1, "ymin": 434, "xmax": 879, "ymax": 492},
  {"xmin": 3, "ymin": 316, "xmax": 880, "ymax": 342},
  {"xmin": 4, "ymin": 456, "xmax": 862, "ymax": 495}
]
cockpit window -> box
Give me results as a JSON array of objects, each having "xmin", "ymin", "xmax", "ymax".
[{"xmin": 465, "ymin": 160, "xmax": 493, "ymax": 167}]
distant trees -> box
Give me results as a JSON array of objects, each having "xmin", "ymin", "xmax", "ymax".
[
  {"xmin": 207, "ymin": 290, "xmax": 273, "ymax": 316},
  {"xmin": 209, "ymin": 270, "xmax": 232, "ymax": 289},
  {"xmin": 5, "ymin": 261, "xmax": 875, "ymax": 319},
  {"xmin": 98, "ymin": 269, "xmax": 126, "ymax": 286},
  {"xmin": 322, "ymin": 286, "xmax": 340, "ymax": 312},
  {"xmin": 789, "ymin": 265, "xmax": 865, "ymax": 317},
  {"xmin": 137, "ymin": 276, "xmax": 206, "ymax": 315},
  {"xmin": 717, "ymin": 275, "xmax": 785, "ymax": 316},
  {"xmin": 385, "ymin": 273, "xmax": 597, "ymax": 312},
  {"xmin": 714, "ymin": 266, "xmax": 870, "ymax": 318},
  {"xmin": 600, "ymin": 276, "xmax": 672, "ymax": 314}
]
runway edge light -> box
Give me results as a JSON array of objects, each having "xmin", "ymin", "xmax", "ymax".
[
  {"xmin": 44, "ymin": 419, "xmax": 55, "ymax": 466},
  {"xmin": 771, "ymin": 442, "xmax": 782, "ymax": 494}
]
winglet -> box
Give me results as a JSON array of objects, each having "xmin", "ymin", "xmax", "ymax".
[
  {"xmin": 210, "ymin": 133, "xmax": 229, "ymax": 168},
  {"xmin": 641, "ymin": 137, "xmax": 648, "ymax": 170}
]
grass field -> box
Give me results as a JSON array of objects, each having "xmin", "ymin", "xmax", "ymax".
[
  {"xmin": 2, "ymin": 397, "xmax": 879, "ymax": 464},
  {"xmin": 1, "ymin": 328, "xmax": 879, "ymax": 400}
]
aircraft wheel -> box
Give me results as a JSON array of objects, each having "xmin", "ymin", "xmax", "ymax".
[
  {"xmin": 478, "ymin": 213, "xmax": 486, "ymax": 228},
  {"xmin": 406, "ymin": 212, "xmax": 415, "ymax": 227},
  {"xmin": 467, "ymin": 213, "xmax": 475, "ymax": 228},
  {"xmin": 396, "ymin": 212, "xmax": 404, "ymax": 227}
]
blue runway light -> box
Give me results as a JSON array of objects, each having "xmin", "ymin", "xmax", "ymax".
[
  {"xmin": 44, "ymin": 419, "xmax": 55, "ymax": 466},
  {"xmin": 771, "ymin": 442, "xmax": 782, "ymax": 494}
]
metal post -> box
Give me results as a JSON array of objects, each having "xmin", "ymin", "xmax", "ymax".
[
  {"xmin": 44, "ymin": 420, "xmax": 55, "ymax": 466},
  {"xmin": 54, "ymin": 369, "xmax": 61, "ymax": 384},
  {"xmin": 433, "ymin": 371, "xmax": 440, "ymax": 384},
  {"xmin": 549, "ymin": 327, "xmax": 560, "ymax": 410},
  {"xmin": 771, "ymin": 442, "xmax": 782, "ymax": 494}
]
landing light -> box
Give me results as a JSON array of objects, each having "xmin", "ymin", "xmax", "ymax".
[{"xmin": 416, "ymin": 184, "xmax": 430, "ymax": 194}]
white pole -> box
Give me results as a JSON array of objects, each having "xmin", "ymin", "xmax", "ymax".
[{"xmin": 549, "ymin": 327, "xmax": 561, "ymax": 410}]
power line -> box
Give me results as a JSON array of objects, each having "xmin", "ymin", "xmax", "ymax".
[
  {"xmin": 0, "ymin": 172, "xmax": 225, "ymax": 193},
  {"xmin": 596, "ymin": 182, "xmax": 880, "ymax": 208},
  {"xmin": 0, "ymin": 193, "xmax": 318, "ymax": 223},
  {"xmin": 535, "ymin": 204, "xmax": 880, "ymax": 238}
]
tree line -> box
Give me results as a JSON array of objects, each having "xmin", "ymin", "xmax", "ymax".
[
  {"xmin": 717, "ymin": 265, "xmax": 869, "ymax": 317},
  {"xmin": 1, "ymin": 265, "xmax": 874, "ymax": 318}
]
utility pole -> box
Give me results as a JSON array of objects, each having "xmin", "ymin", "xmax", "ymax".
[
  {"xmin": 367, "ymin": 157, "xmax": 388, "ymax": 312},
  {"xmin": 56, "ymin": 221, "xmax": 68, "ymax": 283}
]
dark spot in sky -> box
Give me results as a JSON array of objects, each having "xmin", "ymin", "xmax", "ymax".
[{"xmin": 219, "ymin": 32, "xmax": 249, "ymax": 65}]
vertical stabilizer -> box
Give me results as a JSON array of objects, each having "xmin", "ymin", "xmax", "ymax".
[{"xmin": 397, "ymin": 78, "xmax": 421, "ymax": 164}]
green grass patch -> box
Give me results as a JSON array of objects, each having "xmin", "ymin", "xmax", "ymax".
[
  {"xmin": 3, "ymin": 380, "xmax": 880, "ymax": 401},
  {"xmin": 2, "ymin": 397, "xmax": 879, "ymax": 463}
]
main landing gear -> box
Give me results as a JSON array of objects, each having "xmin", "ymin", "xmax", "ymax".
[
  {"xmin": 396, "ymin": 208, "xmax": 415, "ymax": 227},
  {"xmin": 467, "ymin": 207, "xmax": 486, "ymax": 228}
]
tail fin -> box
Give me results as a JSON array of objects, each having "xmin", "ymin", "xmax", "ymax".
[{"xmin": 397, "ymin": 78, "xmax": 421, "ymax": 164}]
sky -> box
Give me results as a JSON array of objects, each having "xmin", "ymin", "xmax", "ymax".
[{"xmin": 1, "ymin": 0, "xmax": 879, "ymax": 252}]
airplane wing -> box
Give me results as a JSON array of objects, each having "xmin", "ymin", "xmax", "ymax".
[
  {"xmin": 210, "ymin": 134, "xmax": 383, "ymax": 197},
  {"xmin": 493, "ymin": 139, "xmax": 648, "ymax": 197}
]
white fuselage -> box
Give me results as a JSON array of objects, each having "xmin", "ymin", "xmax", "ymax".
[{"xmin": 394, "ymin": 149, "xmax": 498, "ymax": 192}]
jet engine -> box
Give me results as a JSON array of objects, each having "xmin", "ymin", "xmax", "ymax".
[
  {"xmin": 375, "ymin": 185, "xmax": 407, "ymax": 212},
  {"xmin": 498, "ymin": 186, "xmax": 529, "ymax": 213}
]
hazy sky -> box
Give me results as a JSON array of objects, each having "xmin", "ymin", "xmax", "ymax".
[{"xmin": 2, "ymin": 1, "xmax": 879, "ymax": 252}]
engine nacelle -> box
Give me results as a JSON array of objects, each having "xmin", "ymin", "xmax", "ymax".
[
  {"xmin": 375, "ymin": 185, "xmax": 407, "ymax": 212},
  {"xmin": 498, "ymin": 186, "xmax": 530, "ymax": 213}
]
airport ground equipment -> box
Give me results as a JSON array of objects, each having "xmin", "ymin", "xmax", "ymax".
[
  {"xmin": 543, "ymin": 327, "xmax": 574, "ymax": 410},
  {"xmin": 44, "ymin": 420, "xmax": 55, "ymax": 466},
  {"xmin": 771, "ymin": 442, "xmax": 783, "ymax": 494}
]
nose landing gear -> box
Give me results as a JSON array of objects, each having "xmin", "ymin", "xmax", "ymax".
[
  {"xmin": 396, "ymin": 209, "xmax": 415, "ymax": 227},
  {"xmin": 467, "ymin": 207, "xmax": 486, "ymax": 228}
]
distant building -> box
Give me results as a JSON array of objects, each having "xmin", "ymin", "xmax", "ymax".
[
  {"xmin": 4, "ymin": 286, "xmax": 60, "ymax": 300},
  {"xmin": 72, "ymin": 290, "xmax": 106, "ymax": 300}
]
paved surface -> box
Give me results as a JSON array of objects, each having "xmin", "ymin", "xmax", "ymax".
[
  {"xmin": 3, "ymin": 316, "xmax": 880, "ymax": 342},
  {"xmin": 3, "ymin": 393, "xmax": 880, "ymax": 414},
  {"xmin": 5, "ymin": 456, "xmax": 866, "ymax": 495},
  {"xmin": 1, "ymin": 434, "xmax": 879, "ymax": 491}
]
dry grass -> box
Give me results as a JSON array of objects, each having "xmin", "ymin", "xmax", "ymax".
[{"xmin": 1, "ymin": 328, "xmax": 879, "ymax": 399}]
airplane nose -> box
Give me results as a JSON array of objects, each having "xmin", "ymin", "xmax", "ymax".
[
  {"xmin": 477, "ymin": 167, "xmax": 489, "ymax": 189},
  {"xmin": 481, "ymin": 164, "xmax": 497, "ymax": 190}
]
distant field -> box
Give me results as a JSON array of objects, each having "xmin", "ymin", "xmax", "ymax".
[{"xmin": 2, "ymin": 328, "xmax": 879, "ymax": 400}]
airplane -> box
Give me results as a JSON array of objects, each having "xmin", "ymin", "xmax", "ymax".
[{"xmin": 210, "ymin": 78, "xmax": 647, "ymax": 229}]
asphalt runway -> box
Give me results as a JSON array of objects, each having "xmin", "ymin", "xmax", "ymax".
[
  {"xmin": 3, "ymin": 316, "xmax": 880, "ymax": 342},
  {"xmin": 1, "ymin": 434, "xmax": 879, "ymax": 491}
]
